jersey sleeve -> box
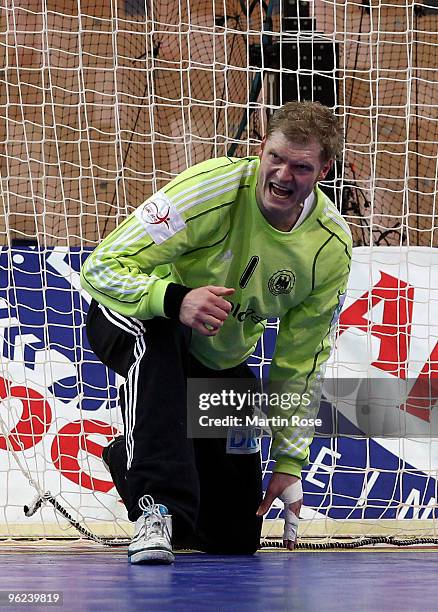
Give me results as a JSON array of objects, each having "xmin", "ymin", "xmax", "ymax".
[
  {"xmin": 80, "ymin": 158, "xmax": 244, "ymax": 319},
  {"xmin": 80, "ymin": 206, "xmax": 191, "ymax": 319},
  {"xmin": 268, "ymin": 247, "xmax": 351, "ymax": 478}
]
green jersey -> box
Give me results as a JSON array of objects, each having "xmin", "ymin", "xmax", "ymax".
[{"xmin": 81, "ymin": 156, "xmax": 352, "ymax": 477}]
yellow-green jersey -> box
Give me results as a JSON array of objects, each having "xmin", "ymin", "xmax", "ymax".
[{"xmin": 81, "ymin": 156, "xmax": 352, "ymax": 477}]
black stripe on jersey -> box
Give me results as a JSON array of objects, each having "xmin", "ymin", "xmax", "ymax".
[
  {"xmin": 120, "ymin": 240, "xmax": 155, "ymax": 258},
  {"xmin": 165, "ymin": 157, "xmax": 254, "ymax": 195},
  {"xmin": 311, "ymin": 236, "xmax": 333, "ymax": 292},
  {"xmin": 185, "ymin": 199, "xmax": 236, "ymax": 223},
  {"xmin": 184, "ymin": 230, "xmax": 230, "ymax": 256},
  {"xmin": 303, "ymin": 287, "xmax": 345, "ymax": 394},
  {"xmin": 239, "ymin": 256, "xmax": 259, "ymax": 288},
  {"xmin": 300, "ymin": 223, "xmax": 351, "ymax": 390},
  {"xmin": 311, "ymin": 221, "xmax": 351, "ymax": 291},
  {"xmin": 226, "ymin": 156, "xmax": 256, "ymax": 163},
  {"xmin": 317, "ymin": 219, "xmax": 351, "ymax": 256}
]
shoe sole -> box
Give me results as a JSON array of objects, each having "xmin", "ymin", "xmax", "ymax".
[{"xmin": 129, "ymin": 549, "xmax": 175, "ymax": 565}]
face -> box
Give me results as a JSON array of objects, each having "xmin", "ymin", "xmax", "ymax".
[{"xmin": 255, "ymin": 131, "xmax": 332, "ymax": 231}]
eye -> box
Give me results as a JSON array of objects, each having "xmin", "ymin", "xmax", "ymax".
[{"xmin": 270, "ymin": 152, "xmax": 280, "ymax": 161}]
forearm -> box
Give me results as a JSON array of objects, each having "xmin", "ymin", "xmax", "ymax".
[{"xmin": 80, "ymin": 256, "xmax": 170, "ymax": 319}]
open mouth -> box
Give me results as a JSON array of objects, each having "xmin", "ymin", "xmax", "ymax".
[{"xmin": 269, "ymin": 182, "xmax": 293, "ymax": 200}]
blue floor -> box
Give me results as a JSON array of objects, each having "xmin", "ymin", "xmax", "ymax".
[{"xmin": 1, "ymin": 548, "xmax": 437, "ymax": 611}]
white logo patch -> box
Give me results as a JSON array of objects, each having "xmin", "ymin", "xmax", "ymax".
[{"xmin": 135, "ymin": 191, "xmax": 186, "ymax": 244}]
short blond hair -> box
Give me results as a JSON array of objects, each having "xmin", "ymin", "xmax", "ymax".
[{"xmin": 266, "ymin": 100, "xmax": 344, "ymax": 162}]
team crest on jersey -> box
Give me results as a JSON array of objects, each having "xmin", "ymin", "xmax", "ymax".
[
  {"xmin": 268, "ymin": 270, "xmax": 296, "ymax": 295},
  {"xmin": 135, "ymin": 191, "xmax": 186, "ymax": 244}
]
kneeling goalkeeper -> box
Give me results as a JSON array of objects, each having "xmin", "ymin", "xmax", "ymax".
[{"xmin": 80, "ymin": 100, "xmax": 351, "ymax": 564}]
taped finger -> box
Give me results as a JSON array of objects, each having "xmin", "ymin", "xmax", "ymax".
[
  {"xmin": 279, "ymin": 480, "xmax": 303, "ymax": 544},
  {"xmin": 283, "ymin": 507, "xmax": 299, "ymax": 542}
]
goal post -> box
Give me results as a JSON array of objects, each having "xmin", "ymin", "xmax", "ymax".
[{"xmin": 1, "ymin": 0, "xmax": 438, "ymax": 545}]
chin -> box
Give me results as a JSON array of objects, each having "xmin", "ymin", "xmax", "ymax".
[{"xmin": 266, "ymin": 195, "xmax": 295, "ymax": 209}]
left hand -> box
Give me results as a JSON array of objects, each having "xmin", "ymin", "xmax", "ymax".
[{"xmin": 256, "ymin": 472, "xmax": 303, "ymax": 550}]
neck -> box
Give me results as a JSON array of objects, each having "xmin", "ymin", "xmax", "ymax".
[{"xmin": 263, "ymin": 201, "xmax": 304, "ymax": 232}]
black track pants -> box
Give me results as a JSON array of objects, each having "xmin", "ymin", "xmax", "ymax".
[{"xmin": 86, "ymin": 299, "xmax": 263, "ymax": 553}]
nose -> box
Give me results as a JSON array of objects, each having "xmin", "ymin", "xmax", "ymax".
[{"xmin": 277, "ymin": 164, "xmax": 294, "ymax": 183}]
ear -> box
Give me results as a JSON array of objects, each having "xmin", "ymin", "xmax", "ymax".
[
  {"xmin": 259, "ymin": 137, "xmax": 267, "ymax": 158},
  {"xmin": 317, "ymin": 159, "xmax": 333, "ymax": 181}
]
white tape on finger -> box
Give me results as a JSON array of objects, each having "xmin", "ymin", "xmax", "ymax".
[
  {"xmin": 283, "ymin": 509, "xmax": 299, "ymax": 541},
  {"xmin": 279, "ymin": 480, "xmax": 303, "ymax": 542}
]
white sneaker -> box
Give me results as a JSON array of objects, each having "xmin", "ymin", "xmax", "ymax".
[{"xmin": 128, "ymin": 495, "xmax": 174, "ymax": 565}]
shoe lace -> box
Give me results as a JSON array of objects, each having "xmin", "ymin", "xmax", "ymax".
[{"xmin": 138, "ymin": 495, "xmax": 170, "ymax": 539}]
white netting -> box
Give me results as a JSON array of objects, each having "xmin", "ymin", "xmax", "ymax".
[{"xmin": 1, "ymin": 0, "xmax": 438, "ymax": 543}]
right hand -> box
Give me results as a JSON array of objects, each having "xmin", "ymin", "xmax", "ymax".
[{"xmin": 179, "ymin": 285, "xmax": 235, "ymax": 336}]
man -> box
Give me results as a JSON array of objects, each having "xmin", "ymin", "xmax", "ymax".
[{"xmin": 80, "ymin": 100, "xmax": 352, "ymax": 564}]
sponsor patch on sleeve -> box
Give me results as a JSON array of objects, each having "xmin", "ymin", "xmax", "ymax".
[{"xmin": 135, "ymin": 191, "xmax": 186, "ymax": 244}]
